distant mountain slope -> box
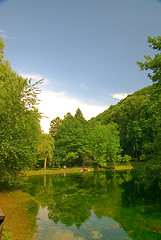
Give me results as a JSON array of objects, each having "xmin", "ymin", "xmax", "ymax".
[
  {"xmin": 89, "ymin": 84, "xmax": 160, "ymax": 162},
  {"xmin": 90, "ymin": 85, "xmax": 152, "ymax": 125}
]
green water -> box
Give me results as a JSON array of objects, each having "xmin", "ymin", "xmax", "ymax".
[{"xmin": 2, "ymin": 171, "xmax": 161, "ymax": 239}]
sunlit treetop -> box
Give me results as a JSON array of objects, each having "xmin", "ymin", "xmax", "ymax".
[
  {"xmin": 0, "ymin": 36, "xmax": 5, "ymax": 62},
  {"xmin": 137, "ymin": 36, "xmax": 161, "ymax": 84},
  {"xmin": 74, "ymin": 108, "xmax": 84, "ymax": 119}
]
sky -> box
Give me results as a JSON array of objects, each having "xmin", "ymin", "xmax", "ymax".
[{"xmin": 0, "ymin": 0, "xmax": 161, "ymax": 132}]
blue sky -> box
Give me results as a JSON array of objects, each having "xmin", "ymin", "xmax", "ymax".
[{"xmin": 0, "ymin": 0, "xmax": 161, "ymax": 132}]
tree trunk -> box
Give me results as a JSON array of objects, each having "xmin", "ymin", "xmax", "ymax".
[
  {"xmin": 44, "ymin": 155, "xmax": 47, "ymax": 170},
  {"xmin": 44, "ymin": 174, "xmax": 46, "ymax": 188}
]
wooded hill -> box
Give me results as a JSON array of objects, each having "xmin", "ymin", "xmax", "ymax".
[{"xmin": 89, "ymin": 83, "xmax": 161, "ymax": 166}]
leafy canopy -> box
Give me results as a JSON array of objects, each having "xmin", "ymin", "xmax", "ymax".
[
  {"xmin": 0, "ymin": 36, "xmax": 42, "ymax": 184},
  {"xmin": 137, "ymin": 36, "xmax": 161, "ymax": 84}
]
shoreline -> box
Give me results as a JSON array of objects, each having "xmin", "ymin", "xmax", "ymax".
[{"xmin": 23, "ymin": 165, "xmax": 133, "ymax": 177}]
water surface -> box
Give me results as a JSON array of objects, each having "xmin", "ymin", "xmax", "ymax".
[{"xmin": 0, "ymin": 171, "xmax": 161, "ymax": 239}]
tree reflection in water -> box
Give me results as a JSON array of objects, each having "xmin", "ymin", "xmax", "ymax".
[{"xmin": 23, "ymin": 171, "xmax": 161, "ymax": 240}]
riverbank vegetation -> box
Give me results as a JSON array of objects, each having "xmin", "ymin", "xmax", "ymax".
[
  {"xmin": 0, "ymin": 36, "xmax": 161, "ymax": 185},
  {"xmin": 24, "ymin": 165, "xmax": 133, "ymax": 177}
]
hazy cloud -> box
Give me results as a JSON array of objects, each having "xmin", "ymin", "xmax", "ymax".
[
  {"xmin": 20, "ymin": 73, "xmax": 49, "ymax": 85},
  {"xmin": 38, "ymin": 90, "xmax": 108, "ymax": 133},
  {"xmin": 111, "ymin": 93, "xmax": 130, "ymax": 100},
  {"xmin": 0, "ymin": 34, "xmax": 7, "ymax": 38},
  {"xmin": 80, "ymin": 83, "xmax": 87, "ymax": 89},
  {"xmin": 0, "ymin": 29, "xmax": 7, "ymax": 38}
]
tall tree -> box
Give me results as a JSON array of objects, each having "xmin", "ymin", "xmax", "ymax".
[
  {"xmin": 74, "ymin": 108, "xmax": 84, "ymax": 118},
  {"xmin": 37, "ymin": 133, "xmax": 54, "ymax": 169},
  {"xmin": 137, "ymin": 36, "xmax": 161, "ymax": 169},
  {"xmin": 53, "ymin": 111, "xmax": 88, "ymax": 167},
  {"xmin": 0, "ymin": 37, "xmax": 42, "ymax": 184},
  {"xmin": 49, "ymin": 117, "xmax": 62, "ymax": 137},
  {"xmin": 89, "ymin": 122, "xmax": 121, "ymax": 167}
]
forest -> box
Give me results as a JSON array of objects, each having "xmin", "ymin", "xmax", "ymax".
[{"xmin": 0, "ymin": 36, "xmax": 161, "ymax": 185}]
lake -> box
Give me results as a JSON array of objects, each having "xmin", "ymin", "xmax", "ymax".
[{"xmin": 0, "ymin": 170, "xmax": 161, "ymax": 240}]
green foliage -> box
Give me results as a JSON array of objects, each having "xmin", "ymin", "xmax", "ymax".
[
  {"xmin": 2, "ymin": 226, "xmax": 12, "ymax": 240},
  {"xmin": 22, "ymin": 171, "xmax": 161, "ymax": 239},
  {"xmin": 53, "ymin": 112, "xmax": 89, "ymax": 167},
  {"xmin": 74, "ymin": 108, "xmax": 84, "ymax": 118},
  {"xmin": 49, "ymin": 117, "xmax": 62, "ymax": 136},
  {"xmin": 137, "ymin": 36, "xmax": 161, "ymax": 84},
  {"xmin": 121, "ymin": 155, "xmax": 132, "ymax": 165},
  {"xmin": 89, "ymin": 122, "xmax": 121, "ymax": 167},
  {"xmin": 37, "ymin": 133, "xmax": 54, "ymax": 169},
  {"xmin": 0, "ymin": 36, "xmax": 4, "ymax": 63},
  {"xmin": 51, "ymin": 108, "xmax": 122, "ymax": 168},
  {"xmin": 89, "ymin": 36, "xmax": 161, "ymax": 172},
  {"xmin": 136, "ymin": 36, "xmax": 161, "ymax": 168},
  {"xmin": 0, "ymin": 37, "xmax": 42, "ymax": 184},
  {"xmin": 90, "ymin": 83, "xmax": 161, "ymax": 164}
]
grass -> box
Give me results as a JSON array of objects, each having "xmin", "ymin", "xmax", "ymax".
[
  {"xmin": 2, "ymin": 226, "xmax": 12, "ymax": 240},
  {"xmin": 24, "ymin": 165, "xmax": 133, "ymax": 177}
]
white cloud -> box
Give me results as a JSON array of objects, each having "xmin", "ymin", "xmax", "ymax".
[
  {"xmin": 20, "ymin": 73, "xmax": 49, "ymax": 85},
  {"xmin": 38, "ymin": 90, "xmax": 108, "ymax": 133},
  {"xmin": 0, "ymin": 29, "xmax": 7, "ymax": 38},
  {"xmin": 0, "ymin": 34, "xmax": 7, "ymax": 39},
  {"xmin": 111, "ymin": 92, "xmax": 131, "ymax": 100},
  {"xmin": 80, "ymin": 83, "xmax": 87, "ymax": 89}
]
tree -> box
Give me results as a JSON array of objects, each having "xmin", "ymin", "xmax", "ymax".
[
  {"xmin": 89, "ymin": 122, "xmax": 121, "ymax": 167},
  {"xmin": 137, "ymin": 36, "xmax": 161, "ymax": 84},
  {"xmin": 37, "ymin": 133, "xmax": 54, "ymax": 169},
  {"xmin": 136, "ymin": 36, "xmax": 161, "ymax": 170},
  {"xmin": 0, "ymin": 36, "xmax": 4, "ymax": 62},
  {"xmin": 89, "ymin": 83, "xmax": 161, "ymax": 163},
  {"xmin": 0, "ymin": 37, "xmax": 42, "ymax": 184},
  {"xmin": 74, "ymin": 108, "xmax": 84, "ymax": 118},
  {"xmin": 49, "ymin": 117, "xmax": 62, "ymax": 137},
  {"xmin": 89, "ymin": 36, "xmax": 161, "ymax": 166},
  {"xmin": 53, "ymin": 111, "xmax": 88, "ymax": 167}
]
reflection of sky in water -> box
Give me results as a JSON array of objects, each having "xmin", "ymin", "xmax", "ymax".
[{"xmin": 35, "ymin": 206, "xmax": 131, "ymax": 240}]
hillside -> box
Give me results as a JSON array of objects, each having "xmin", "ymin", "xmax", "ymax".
[
  {"xmin": 89, "ymin": 83, "xmax": 161, "ymax": 164},
  {"xmin": 90, "ymin": 85, "xmax": 152, "ymax": 124}
]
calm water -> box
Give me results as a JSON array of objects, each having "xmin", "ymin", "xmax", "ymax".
[{"xmin": 1, "ymin": 171, "xmax": 161, "ymax": 239}]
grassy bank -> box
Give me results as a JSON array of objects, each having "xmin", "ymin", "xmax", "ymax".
[{"xmin": 24, "ymin": 165, "xmax": 133, "ymax": 177}]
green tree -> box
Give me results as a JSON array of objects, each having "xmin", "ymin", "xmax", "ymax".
[
  {"xmin": 137, "ymin": 36, "xmax": 161, "ymax": 84},
  {"xmin": 0, "ymin": 37, "xmax": 4, "ymax": 62},
  {"xmin": 89, "ymin": 84, "xmax": 160, "ymax": 162},
  {"xmin": 89, "ymin": 122, "xmax": 121, "ymax": 167},
  {"xmin": 49, "ymin": 117, "xmax": 62, "ymax": 137},
  {"xmin": 74, "ymin": 108, "xmax": 84, "ymax": 118},
  {"xmin": 136, "ymin": 36, "xmax": 161, "ymax": 170},
  {"xmin": 0, "ymin": 37, "xmax": 42, "ymax": 184},
  {"xmin": 37, "ymin": 133, "xmax": 54, "ymax": 169},
  {"xmin": 89, "ymin": 36, "xmax": 161, "ymax": 166},
  {"xmin": 53, "ymin": 111, "xmax": 88, "ymax": 167}
]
